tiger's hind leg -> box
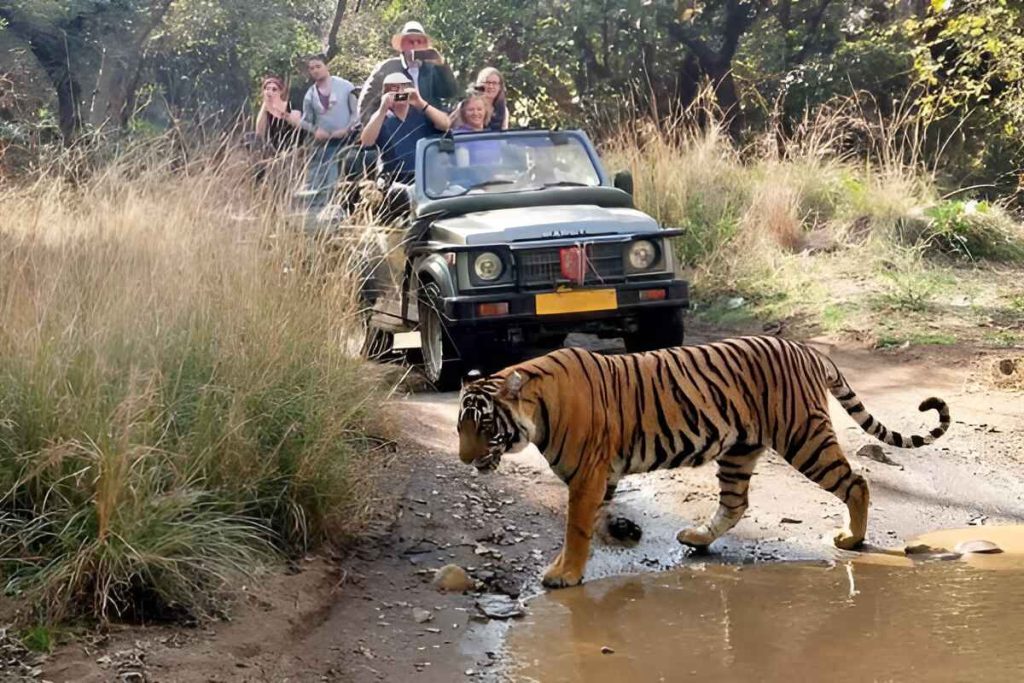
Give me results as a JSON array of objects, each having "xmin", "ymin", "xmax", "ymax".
[
  {"xmin": 677, "ymin": 448, "xmax": 765, "ymax": 550},
  {"xmin": 785, "ymin": 428, "xmax": 869, "ymax": 550}
]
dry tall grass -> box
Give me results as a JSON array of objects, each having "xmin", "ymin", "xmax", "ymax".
[
  {"xmin": 602, "ymin": 93, "xmax": 1024, "ymax": 320},
  {"xmin": 0, "ymin": 136, "xmax": 393, "ymax": 622}
]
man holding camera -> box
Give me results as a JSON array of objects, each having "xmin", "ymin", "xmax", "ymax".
[
  {"xmin": 360, "ymin": 72, "xmax": 450, "ymax": 183},
  {"xmin": 356, "ymin": 20, "xmax": 458, "ymax": 125}
]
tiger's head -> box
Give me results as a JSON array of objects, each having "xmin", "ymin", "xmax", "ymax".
[{"xmin": 457, "ymin": 370, "xmax": 533, "ymax": 472}]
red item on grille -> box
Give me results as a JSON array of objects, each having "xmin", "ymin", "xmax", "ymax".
[{"xmin": 559, "ymin": 245, "xmax": 587, "ymax": 285}]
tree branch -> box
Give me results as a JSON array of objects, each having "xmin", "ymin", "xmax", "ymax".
[
  {"xmin": 667, "ymin": 21, "xmax": 716, "ymax": 64},
  {"xmin": 720, "ymin": 0, "xmax": 758, "ymax": 63},
  {"xmin": 791, "ymin": 0, "xmax": 835, "ymax": 66},
  {"xmin": 326, "ymin": 0, "xmax": 348, "ymax": 61}
]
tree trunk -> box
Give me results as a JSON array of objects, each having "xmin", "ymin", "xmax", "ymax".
[
  {"xmin": 87, "ymin": 0, "xmax": 175, "ymax": 130},
  {"xmin": 28, "ymin": 34, "xmax": 82, "ymax": 141},
  {"xmin": 668, "ymin": 0, "xmax": 757, "ymax": 138}
]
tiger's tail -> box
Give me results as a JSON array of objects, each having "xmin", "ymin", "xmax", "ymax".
[{"xmin": 816, "ymin": 352, "xmax": 951, "ymax": 448}]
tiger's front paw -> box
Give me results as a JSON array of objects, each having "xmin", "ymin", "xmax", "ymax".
[
  {"xmin": 542, "ymin": 556, "xmax": 583, "ymax": 589},
  {"xmin": 676, "ymin": 525, "xmax": 715, "ymax": 550}
]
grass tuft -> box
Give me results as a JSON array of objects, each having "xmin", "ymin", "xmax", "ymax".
[{"xmin": 0, "ymin": 135, "xmax": 394, "ymax": 623}]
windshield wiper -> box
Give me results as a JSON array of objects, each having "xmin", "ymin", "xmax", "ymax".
[
  {"xmin": 537, "ymin": 181, "xmax": 593, "ymax": 189},
  {"xmin": 451, "ymin": 179, "xmax": 516, "ymax": 196}
]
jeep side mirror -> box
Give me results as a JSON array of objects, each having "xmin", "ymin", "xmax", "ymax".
[{"xmin": 613, "ymin": 170, "xmax": 634, "ymax": 196}]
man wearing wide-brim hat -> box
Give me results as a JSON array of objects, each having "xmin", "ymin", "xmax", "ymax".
[{"xmin": 356, "ymin": 20, "xmax": 459, "ymax": 125}]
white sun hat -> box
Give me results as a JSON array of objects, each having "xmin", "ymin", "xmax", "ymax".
[
  {"xmin": 391, "ymin": 20, "xmax": 431, "ymax": 51},
  {"xmin": 382, "ymin": 72, "xmax": 413, "ymax": 88}
]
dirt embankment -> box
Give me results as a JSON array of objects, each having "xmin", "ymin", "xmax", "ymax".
[{"xmin": 36, "ymin": 332, "xmax": 1024, "ymax": 682}]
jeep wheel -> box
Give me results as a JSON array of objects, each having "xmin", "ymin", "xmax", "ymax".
[
  {"xmin": 417, "ymin": 283, "xmax": 466, "ymax": 391},
  {"xmin": 624, "ymin": 308, "xmax": 685, "ymax": 353}
]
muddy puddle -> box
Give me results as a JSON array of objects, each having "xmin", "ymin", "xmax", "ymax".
[{"xmin": 504, "ymin": 528, "xmax": 1024, "ymax": 682}]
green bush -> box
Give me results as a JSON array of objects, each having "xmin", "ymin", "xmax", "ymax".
[{"xmin": 923, "ymin": 199, "xmax": 1024, "ymax": 262}]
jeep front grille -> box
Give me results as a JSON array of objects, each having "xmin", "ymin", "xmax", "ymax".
[{"xmin": 517, "ymin": 243, "xmax": 625, "ymax": 287}]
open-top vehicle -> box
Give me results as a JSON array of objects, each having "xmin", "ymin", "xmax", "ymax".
[{"xmin": 360, "ymin": 128, "xmax": 689, "ymax": 390}]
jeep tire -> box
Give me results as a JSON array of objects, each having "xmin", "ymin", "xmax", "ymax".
[{"xmin": 417, "ymin": 282, "xmax": 469, "ymax": 391}]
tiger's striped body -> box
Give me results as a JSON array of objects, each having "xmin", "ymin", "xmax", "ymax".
[{"xmin": 457, "ymin": 336, "xmax": 950, "ymax": 588}]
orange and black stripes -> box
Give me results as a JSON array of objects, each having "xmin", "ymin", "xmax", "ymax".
[{"xmin": 461, "ymin": 336, "xmax": 950, "ymax": 482}]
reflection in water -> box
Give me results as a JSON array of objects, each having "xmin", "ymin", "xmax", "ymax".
[{"xmin": 506, "ymin": 560, "xmax": 1024, "ymax": 682}]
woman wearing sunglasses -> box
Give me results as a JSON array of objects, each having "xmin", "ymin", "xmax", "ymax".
[{"xmin": 474, "ymin": 67, "xmax": 510, "ymax": 131}]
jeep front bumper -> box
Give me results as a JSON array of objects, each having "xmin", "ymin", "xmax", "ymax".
[{"xmin": 441, "ymin": 279, "xmax": 689, "ymax": 328}]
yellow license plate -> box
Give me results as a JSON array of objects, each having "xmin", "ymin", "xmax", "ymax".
[{"xmin": 535, "ymin": 289, "xmax": 618, "ymax": 315}]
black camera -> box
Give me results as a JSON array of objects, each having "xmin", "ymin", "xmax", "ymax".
[{"xmin": 395, "ymin": 92, "xmax": 409, "ymax": 102}]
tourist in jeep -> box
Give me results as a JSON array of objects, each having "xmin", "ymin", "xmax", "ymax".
[
  {"xmin": 450, "ymin": 93, "xmax": 501, "ymax": 165},
  {"xmin": 300, "ymin": 54, "xmax": 358, "ymax": 194},
  {"xmin": 473, "ymin": 67, "xmax": 510, "ymax": 131},
  {"xmin": 356, "ymin": 20, "xmax": 459, "ymax": 125},
  {"xmin": 359, "ymin": 73, "xmax": 450, "ymax": 183}
]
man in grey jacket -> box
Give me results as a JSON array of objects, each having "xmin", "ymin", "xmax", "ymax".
[
  {"xmin": 301, "ymin": 53, "xmax": 357, "ymax": 195},
  {"xmin": 356, "ymin": 20, "xmax": 458, "ymax": 125}
]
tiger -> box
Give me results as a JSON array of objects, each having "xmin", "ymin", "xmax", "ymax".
[{"xmin": 457, "ymin": 335, "xmax": 950, "ymax": 588}]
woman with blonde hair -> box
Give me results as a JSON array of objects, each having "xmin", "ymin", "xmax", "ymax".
[
  {"xmin": 474, "ymin": 67, "xmax": 509, "ymax": 131},
  {"xmin": 450, "ymin": 93, "xmax": 500, "ymax": 165},
  {"xmin": 450, "ymin": 92, "xmax": 493, "ymax": 133}
]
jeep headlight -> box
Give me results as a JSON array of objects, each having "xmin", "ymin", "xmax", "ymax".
[
  {"xmin": 628, "ymin": 240, "xmax": 658, "ymax": 270},
  {"xmin": 473, "ymin": 252, "xmax": 503, "ymax": 281}
]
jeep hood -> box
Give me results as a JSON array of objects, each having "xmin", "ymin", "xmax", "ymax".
[{"xmin": 429, "ymin": 205, "xmax": 661, "ymax": 245}]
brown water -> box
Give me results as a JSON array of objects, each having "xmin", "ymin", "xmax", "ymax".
[{"xmin": 505, "ymin": 530, "xmax": 1024, "ymax": 682}]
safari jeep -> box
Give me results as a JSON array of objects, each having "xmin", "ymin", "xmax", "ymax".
[{"xmin": 362, "ymin": 128, "xmax": 689, "ymax": 390}]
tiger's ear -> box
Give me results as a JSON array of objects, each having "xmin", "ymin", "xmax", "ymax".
[{"xmin": 499, "ymin": 370, "xmax": 526, "ymax": 400}]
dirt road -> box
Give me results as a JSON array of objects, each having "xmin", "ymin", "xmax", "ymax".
[{"xmin": 42, "ymin": 331, "xmax": 1024, "ymax": 682}]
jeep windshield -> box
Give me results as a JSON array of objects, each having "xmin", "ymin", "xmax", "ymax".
[{"xmin": 421, "ymin": 132, "xmax": 602, "ymax": 200}]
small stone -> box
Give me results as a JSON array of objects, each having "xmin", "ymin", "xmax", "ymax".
[
  {"xmin": 413, "ymin": 608, "xmax": 433, "ymax": 624},
  {"xmin": 904, "ymin": 543, "xmax": 961, "ymax": 561},
  {"xmin": 954, "ymin": 539, "xmax": 1003, "ymax": 554},
  {"xmin": 465, "ymin": 669, "xmax": 476, "ymax": 676},
  {"xmin": 601, "ymin": 646, "xmax": 615, "ymax": 655},
  {"xmin": 476, "ymin": 594, "xmax": 525, "ymax": 620},
  {"xmin": 856, "ymin": 444, "xmax": 899, "ymax": 466},
  {"xmin": 780, "ymin": 517, "xmax": 802, "ymax": 524},
  {"xmin": 904, "ymin": 544, "xmax": 935, "ymax": 555},
  {"xmin": 433, "ymin": 564, "xmax": 475, "ymax": 593}
]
